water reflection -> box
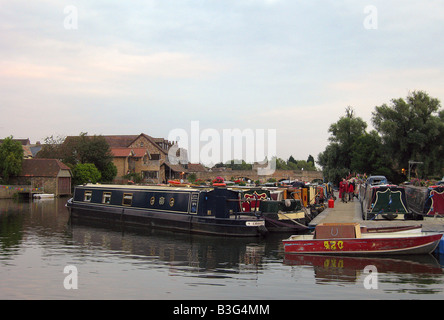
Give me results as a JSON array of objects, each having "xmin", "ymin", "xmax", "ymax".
[
  {"xmin": 0, "ymin": 198, "xmax": 443, "ymax": 299},
  {"xmin": 69, "ymin": 220, "xmax": 276, "ymax": 279},
  {"xmin": 284, "ymin": 254, "xmax": 442, "ymax": 284}
]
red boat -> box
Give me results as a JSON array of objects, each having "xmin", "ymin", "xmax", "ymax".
[{"xmin": 283, "ymin": 223, "xmax": 442, "ymax": 255}]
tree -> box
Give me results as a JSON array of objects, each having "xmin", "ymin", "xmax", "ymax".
[
  {"xmin": 327, "ymin": 106, "xmax": 367, "ymax": 169},
  {"xmin": 72, "ymin": 163, "xmax": 101, "ymax": 185},
  {"xmin": 35, "ymin": 135, "xmax": 66, "ymax": 159},
  {"xmin": 372, "ymin": 91, "xmax": 443, "ymax": 178},
  {"xmin": 307, "ymin": 155, "xmax": 315, "ymax": 167},
  {"xmin": 317, "ymin": 107, "xmax": 367, "ymax": 183},
  {"xmin": 0, "ymin": 137, "xmax": 24, "ymax": 183},
  {"xmin": 350, "ymin": 131, "xmax": 391, "ymax": 176},
  {"xmin": 38, "ymin": 132, "xmax": 117, "ymax": 183}
]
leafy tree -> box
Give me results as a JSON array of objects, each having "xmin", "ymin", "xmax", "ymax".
[
  {"xmin": 350, "ymin": 131, "xmax": 391, "ymax": 176},
  {"xmin": 307, "ymin": 155, "xmax": 315, "ymax": 166},
  {"xmin": 327, "ymin": 106, "xmax": 367, "ymax": 169},
  {"xmin": 72, "ymin": 163, "xmax": 101, "ymax": 185},
  {"xmin": 35, "ymin": 135, "xmax": 66, "ymax": 159},
  {"xmin": 0, "ymin": 137, "xmax": 24, "ymax": 183},
  {"xmin": 317, "ymin": 107, "xmax": 366, "ymax": 183},
  {"xmin": 101, "ymin": 162, "xmax": 118, "ymax": 183},
  {"xmin": 372, "ymin": 90, "xmax": 443, "ymax": 177},
  {"xmin": 38, "ymin": 132, "xmax": 117, "ymax": 183},
  {"xmin": 317, "ymin": 143, "xmax": 349, "ymax": 184}
]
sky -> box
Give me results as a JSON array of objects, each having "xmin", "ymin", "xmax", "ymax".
[{"xmin": 1, "ymin": 0, "xmax": 444, "ymax": 166}]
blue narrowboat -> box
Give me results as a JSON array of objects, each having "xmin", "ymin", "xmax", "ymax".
[{"xmin": 66, "ymin": 184, "xmax": 268, "ymax": 237}]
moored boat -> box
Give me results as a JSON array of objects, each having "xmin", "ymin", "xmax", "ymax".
[
  {"xmin": 405, "ymin": 184, "xmax": 444, "ymax": 217},
  {"xmin": 282, "ymin": 223, "xmax": 442, "ymax": 255},
  {"xmin": 66, "ymin": 184, "xmax": 268, "ymax": 237},
  {"xmin": 226, "ymin": 186, "xmax": 312, "ymax": 233},
  {"xmin": 360, "ymin": 176, "xmax": 414, "ymax": 220}
]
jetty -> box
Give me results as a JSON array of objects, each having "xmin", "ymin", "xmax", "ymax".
[{"xmin": 309, "ymin": 195, "xmax": 444, "ymax": 233}]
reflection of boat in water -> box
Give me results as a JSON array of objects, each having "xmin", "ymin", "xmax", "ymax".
[
  {"xmin": 405, "ymin": 184, "xmax": 444, "ymax": 218},
  {"xmin": 68, "ymin": 219, "xmax": 275, "ymax": 275},
  {"xmin": 283, "ymin": 254, "xmax": 443, "ymax": 283},
  {"xmin": 283, "ymin": 223, "xmax": 443, "ymax": 255}
]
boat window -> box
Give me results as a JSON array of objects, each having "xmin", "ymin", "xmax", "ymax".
[
  {"xmin": 102, "ymin": 192, "xmax": 112, "ymax": 204},
  {"xmin": 84, "ymin": 191, "xmax": 92, "ymax": 202},
  {"xmin": 122, "ymin": 193, "xmax": 133, "ymax": 206}
]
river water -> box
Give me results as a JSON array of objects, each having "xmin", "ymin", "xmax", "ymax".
[{"xmin": 1, "ymin": 198, "xmax": 444, "ymax": 300}]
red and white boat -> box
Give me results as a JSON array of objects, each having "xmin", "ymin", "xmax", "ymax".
[{"xmin": 283, "ymin": 223, "xmax": 442, "ymax": 255}]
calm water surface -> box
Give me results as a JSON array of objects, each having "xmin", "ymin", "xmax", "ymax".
[{"xmin": 1, "ymin": 198, "xmax": 444, "ymax": 300}]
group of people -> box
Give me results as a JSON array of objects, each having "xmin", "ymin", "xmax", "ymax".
[{"xmin": 339, "ymin": 178, "xmax": 356, "ymax": 203}]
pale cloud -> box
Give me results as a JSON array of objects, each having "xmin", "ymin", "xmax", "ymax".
[{"xmin": 1, "ymin": 0, "xmax": 444, "ymax": 163}]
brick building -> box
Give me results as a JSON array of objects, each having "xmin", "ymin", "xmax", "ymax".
[
  {"xmin": 103, "ymin": 133, "xmax": 188, "ymax": 183},
  {"xmin": 13, "ymin": 159, "xmax": 72, "ymax": 196}
]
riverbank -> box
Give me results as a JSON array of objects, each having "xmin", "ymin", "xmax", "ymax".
[{"xmin": 309, "ymin": 195, "xmax": 444, "ymax": 232}]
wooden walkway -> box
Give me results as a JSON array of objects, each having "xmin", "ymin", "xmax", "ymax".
[{"xmin": 310, "ymin": 195, "xmax": 444, "ymax": 232}]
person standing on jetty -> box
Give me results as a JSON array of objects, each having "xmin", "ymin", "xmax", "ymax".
[
  {"xmin": 339, "ymin": 178, "xmax": 348, "ymax": 203},
  {"xmin": 347, "ymin": 180, "xmax": 355, "ymax": 202}
]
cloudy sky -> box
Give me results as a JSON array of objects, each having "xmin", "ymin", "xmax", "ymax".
[{"xmin": 1, "ymin": 0, "xmax": 443, "ymax": 165}]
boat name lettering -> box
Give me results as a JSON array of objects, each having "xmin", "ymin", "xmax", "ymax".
[
  {"xmin": 323, "ymin": 240, "xmax": 344, "ymax": 250},
  {"xmin": 246, "ymin": 221, "xmax": 265, "ymax": 227}
]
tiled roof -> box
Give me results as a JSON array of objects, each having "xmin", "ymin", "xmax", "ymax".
[
  {"xmin": 187, "ymin": 163, "xmax": 207, "ymax": 172},
  {"xmin": 111, "ymin": 148, "xmax": 149, "ymax": 158},
  {"xmin": 162, "ymin": 162, "xmax": 188, "ymax": 173},
  {"xmin": 110, "ymin": 148, "xmax": 133, "ymax": 157},
  {"xmin": 103, "ymin": 135, "xmax": 140, "ymax": 148},
  {"xmin": 20, "ymin": 159, "xmax": 71, "ymax": 177}
]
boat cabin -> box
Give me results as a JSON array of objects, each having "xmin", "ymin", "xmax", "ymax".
[
  {"xmin": 314, "ymin": 223, "xmax": 362, "ymax": 239},
  {"xmin": 72, "ymin": 184, "xmax": 243, "ymax": 219}
]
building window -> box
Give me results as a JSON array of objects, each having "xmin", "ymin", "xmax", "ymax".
[
  {"xmin": 84, "ymin": 191, "xmax": 92, "ymax": 202},
  {"xmin": 144, "ymin": 171, "xmax": 159, "ymax": 179},
  {"xmin": 122, "ymin": 193, "xmax": 133, "ymax": 206},
  {"xmin": 102, "ymin": 192, "xmax": 111, "ymax": 204}
]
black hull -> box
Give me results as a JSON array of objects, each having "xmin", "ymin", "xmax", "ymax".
[
  {"xmin": 68, "ymin": 202, "xmax": 267, "ymax": 237},
  {"xmin": 263, "ymin": 216, "xmax": 309, "ymax": 233}
]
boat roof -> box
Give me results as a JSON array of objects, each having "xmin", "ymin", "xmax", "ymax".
[{"xmin": 76, "ymin": 184, "xmax": 209, "ymax": 192}]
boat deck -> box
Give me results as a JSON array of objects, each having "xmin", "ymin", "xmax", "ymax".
[{"xmin": 287, "ymin": 232, "xmax": 431, "ymax": 241}]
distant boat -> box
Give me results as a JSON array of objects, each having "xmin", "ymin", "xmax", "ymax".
[
  {"xmin": 33, "ymin": 193, "xmax": 55, "ymax": 199},
  {"xmin": 282, "ymin": 223, "xmax": 442, "ymax": 255}
]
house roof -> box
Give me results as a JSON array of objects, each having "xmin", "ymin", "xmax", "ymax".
[
  {"xmin": 20, "ymin": 159, "xmax": 71, "ymax": 177},
  {"xmin": 103, "ymin": 135, "xmax": 140, "ymax": 148},
  {"xmin": 162, "ymin": 162, "xmax": 188, "ymax": 173},
  {"xmin": 187, "ymin": 163, "xmax": 207, "ymax": 172},
  {"xmin": 111, "ymin": 148, "xmax": 149, "ymax": 158}
]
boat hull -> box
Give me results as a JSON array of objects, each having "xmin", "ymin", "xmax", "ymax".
[
  {"xmin": 283, "ymin": 233, "xmax": 443, "ymax": 255},
  {"xmin": 68, "ymin": 200, "xmax": 267, "ymax": 237}
]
